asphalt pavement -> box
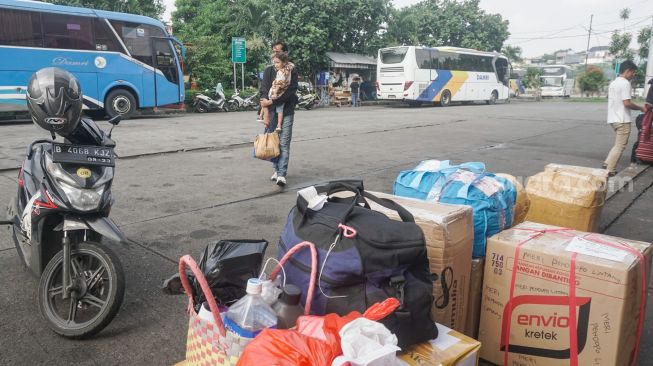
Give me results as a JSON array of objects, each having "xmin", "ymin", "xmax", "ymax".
[{"xmin": 0, "ymin": 100, "xmax": 652, "ymax": 365}]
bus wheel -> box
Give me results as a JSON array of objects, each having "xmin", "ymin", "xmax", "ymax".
[
  {"xmin": 440, "ymin": 90, "xmax": 451, "ymax": 107},
  {"xmin": 106, "ymin": 89, "xmax": 136, "ymax": 119},
  {"xmin": 487, "ymin": 90, "xmax": 498, "ymax": 105}
]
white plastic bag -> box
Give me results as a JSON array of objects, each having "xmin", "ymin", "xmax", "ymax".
[{"xmin": 332, "ymin": 318, "xmax": 401, "ymax": 366}]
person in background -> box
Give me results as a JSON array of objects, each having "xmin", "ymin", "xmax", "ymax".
[
  {"xmin": 258, "ymin": 52, "xmax": 294, "ymax": 133},
  {"xmin": 350, "ymin": 76, "xmax": 361, "ymax": 107},
  {"xmin": 603, "ymin": 60, "xmax": 645, "ymax": 176},
  {"xmin": 259, "ymin": 40, "xmax": 299, "ymax": 187}
]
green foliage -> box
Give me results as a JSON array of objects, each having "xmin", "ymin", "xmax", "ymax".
[
  {"xmin": 385, "ymin": 0, "xmax": 509, "ymax": 52},
  {"xmin": 523, "ymin": 67, "xmax": 542, "ymax": 89},
  {"xmin": 173, "ymin": 0, "xmax": 510, "ymax": 88},
  {"xmin": 268, "ymin": 0, "xmax": 392, "ymax": 76},
  {"xmin": 577, "ymin": 66, "xmax": 607, "ymax": 94},
  {"xmin": 173, "ymin": 0, "xmax": 273, "ymax": 89},
  {"xmin": 46, "ymin": 0, "xmax": 164, "ymax": 18},
  {"xmin": 638, "ymin": 27, "xmax": 651, "ymax": 60},
  {"xmin": 610, "ymin": 31, "xmax": 634, "ymax": 61},
  {"xmin": 502, "ymin": 45, "xmax": 522, "ymax": 63}
]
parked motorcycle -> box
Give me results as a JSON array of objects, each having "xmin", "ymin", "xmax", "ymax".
[
  {"xmin": 297, "ymin": 89, "xmax": 319, "ymax": 110},
  {"xmin": 226, "ymin": 89, "xmax": 247, "ymax": 112},
  {"xmin": 194, "ymin": 83, "xmax": 228, "ymax": 113},
  {"xmin": 1, "ymin": 68, "xmax": 126, "ymax": 339},
  {"xmin": 241, "ymin": 91, "xmax": 260, "ymax": 111}
]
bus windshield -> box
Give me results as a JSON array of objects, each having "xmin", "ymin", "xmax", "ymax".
[
  {"xmin": 380, "ymin": 47, "xmax": 408, "ymax": 64},
  {"xmin": 541, "ymin": 67, "xmax": 566, "ymax": 77},
  {"xmin": 541, "ymin": 76, "xmax": 563, "ymax": 87}
]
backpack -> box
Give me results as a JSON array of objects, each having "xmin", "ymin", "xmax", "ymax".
[
  {"xmin": 278, "ymin": 180, "xmax": 438, "ymax": 347},
  {"xmin": 395, "ymin": 161, "xmax": 516, "ymax": 257}
]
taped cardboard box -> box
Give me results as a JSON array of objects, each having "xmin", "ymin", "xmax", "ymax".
[
  {"xmin": 525, "ymin": 164, "xmax": 608, "ymax": 232},
  {"xmin": 368, "ymin": 191, "xmax": 473, "ymax": 333},
  {"xmin": 478, "ymin": 222, "xmax": 652, "ymax": 366},
  {"xmin": 398, "ymin": 323, "xmax": 481, "ymax": 366},
  {"xmin": 464, "ymin": 258, "xmax": 484, "ymax": 339}
]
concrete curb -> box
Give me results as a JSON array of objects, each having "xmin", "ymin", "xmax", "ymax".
[{"xmin": 606, "ymin": 163, "xmax": 650, "ymax": 201}]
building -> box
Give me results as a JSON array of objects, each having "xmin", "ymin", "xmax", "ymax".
[{"xmin": 586, "ymin": 46, "xmax": 613, "ymax": 65}]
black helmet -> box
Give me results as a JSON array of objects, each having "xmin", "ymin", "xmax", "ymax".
[{"xmin": 27, "ymin": 67, "xmax": 83, "ymax": 136}]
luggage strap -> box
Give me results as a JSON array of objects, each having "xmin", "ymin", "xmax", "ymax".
[{"xmin": 390, "ymin": 275, "xmax": 410, "ymax": 319}]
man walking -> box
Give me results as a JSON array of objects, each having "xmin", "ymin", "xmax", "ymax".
[
  {"xmin": 259, "ymin": 40, "xmax": 299, "ymax": 187},
  {"xmin": 603, "ymin": 60, "xmax": 645, "ymax": 176}
]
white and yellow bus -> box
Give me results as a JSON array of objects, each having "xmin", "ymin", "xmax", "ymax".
[{"xmin": 376, "ymin": 46, "xmax": 511, "ymax": 106}]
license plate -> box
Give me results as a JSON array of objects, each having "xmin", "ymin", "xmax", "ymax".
[
  {"xmin": 52, "ymin": 143, "xmax": 115, "ymax": 167},
  {"xmin": 387, "ymin": 95, "xmax": 396, "ymax": 99}
]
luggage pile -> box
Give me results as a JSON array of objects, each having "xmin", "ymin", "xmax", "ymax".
[{"xmin": 170, "ymin": 160, "xmax": 650, "ymax": 366}]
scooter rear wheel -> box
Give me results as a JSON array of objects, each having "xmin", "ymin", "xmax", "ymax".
[{"xmin": 38, "ymin": 241, "xmax": 125, "ymax": 339}]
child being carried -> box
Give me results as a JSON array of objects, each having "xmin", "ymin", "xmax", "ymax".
[{"xmin": 258, "ymin": 52, "xmax": 294, "ymax": 132}]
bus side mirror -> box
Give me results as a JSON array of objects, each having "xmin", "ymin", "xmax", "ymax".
[{"xmin": 108, "ymin": 115, "xmax": 121, "ymax": 126}]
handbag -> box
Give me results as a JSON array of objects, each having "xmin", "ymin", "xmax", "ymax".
[
  {"xmin": 278, "ymin": 180, "xmax": 438, "ymax": 348},
  {"xmin": 179, "ymin": 242, "xmax": 318, "ymax": 365},
  {"xmin": 254, "ymin": 132, "xmax": 280, "ymax": 160}
]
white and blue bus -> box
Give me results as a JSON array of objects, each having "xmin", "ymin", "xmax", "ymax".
[
  {"xmin": 376, "ymin": 46, "xmax": 511, "ymax": 106},
  {"xmin": 0, "ymin": 0, "xmax": 184, "ymax": 118}
]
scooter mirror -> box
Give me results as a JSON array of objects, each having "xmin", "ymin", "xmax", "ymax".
[{"xmin": 108, "ymin": 115, "xmax": 121, "ymax": 126}]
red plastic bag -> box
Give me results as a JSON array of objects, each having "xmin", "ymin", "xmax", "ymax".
[
  {"xmin": 296, "ymin": 298, "xmax": 400, "ymax": 342},
  {"xmin": 237, "ymin": 298, "xmax": 400, "ymax": 366},
  {"xmin": 236, "ymin": 328, "xmax": 339, "ymax": 366}
]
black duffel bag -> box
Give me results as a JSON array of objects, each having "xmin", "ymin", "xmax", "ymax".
[{"xmin": 278, "ymin": 180, "xmax": 438, "ymax": 347}]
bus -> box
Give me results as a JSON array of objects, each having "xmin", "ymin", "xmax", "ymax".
[
  {"xmin": 376, "ymin": 46, "xmax": 511, "ymax": 106},
  {"xmin": 540, "ymin": 65, "xmax": 575, "ymax": 98},
  {"xmin": 0, "ymin": 0, "xmax": 184, "ymax": 118}
]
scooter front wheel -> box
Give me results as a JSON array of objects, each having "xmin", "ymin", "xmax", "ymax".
[{"xmin": 38, "ymin": 241, "xmax": 125, "ymax": 339}]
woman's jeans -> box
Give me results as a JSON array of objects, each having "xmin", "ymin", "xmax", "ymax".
[{"xmin": 268, "ymin": 110, "xmax": 293, "ymax": 177}]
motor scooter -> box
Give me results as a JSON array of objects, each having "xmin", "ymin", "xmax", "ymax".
[
  {"xmin": 193, "ymin": 83, "xmax": 229, "ymax": 113},
  {"xmin": 226, "ymin": 89, "xmax": 247, "ymax": 112},
  {"xmin": 2, "ymin": 114, "xmax": 127, "ymax": 339}
]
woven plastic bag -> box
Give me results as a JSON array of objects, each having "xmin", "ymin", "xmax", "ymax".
[
  {"xmin": 254, "ymin": 132, "xmax": 280, "ymax": 160},
  {"xmin": 180, "ymin": 242, "xmax": 318, "ymax": 365}
]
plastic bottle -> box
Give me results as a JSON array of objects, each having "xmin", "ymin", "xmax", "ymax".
[
  {"xmin": 225, "ymin": 278, "xmax": 277, "ymax": 336},
  {"xmin": 272, "ymin": 284, "xmax": 304, "ymax": 329}
]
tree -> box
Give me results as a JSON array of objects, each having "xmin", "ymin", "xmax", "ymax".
[
  {"xmin": 502, "ymin": 45, "xmax": 523, "ymax": 63},
  {"xmin": 269, "ymin": 0, "xmax": 392, "ymax": 76},
  {"xmin": 384, "ymin": 0, "xmax": 509, "ymax": 52},
  {"xmin": 620, "ymin": 8, "xmax": 631, "ymax": 32},
  {"xmin": 577, "ymin": 66, "xmax": 607, "ymax": 96},
  {"xmin": 610, "ymin": 31, "xmax": 634, "ymax": 62},
  {"xmin": 522, "ymin": 67, "xmax": 541, "ymax": 89},
  {"xmin": 46, "ymin": 0, "xmax": 164, "ymax": 18}
]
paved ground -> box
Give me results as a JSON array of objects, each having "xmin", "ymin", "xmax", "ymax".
[{"xmin": 0, "ymin": 100, "xmax": 651, "ymax": 365}]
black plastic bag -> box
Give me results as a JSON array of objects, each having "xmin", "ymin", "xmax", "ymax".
[
  {"xmin": 194, "ymin": 239, "xmax": 268, "ymax": 307},
  {"xmin": 162, "ymin": 239, "xmax": 268, "ymax": 309}
]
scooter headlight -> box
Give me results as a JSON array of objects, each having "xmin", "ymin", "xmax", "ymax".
[
  {"xmin": 59, "ymin": 181, "xmax": 105, "ymax": 211},
  {"xmin": 46, "ymin": 158, "xmax": 105, "ymax": 211}
]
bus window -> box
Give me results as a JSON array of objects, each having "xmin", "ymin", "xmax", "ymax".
[
  {"xmin": 440, "ymin": 52, "xmax": 459, "ymax": 70},
  {"xmin": 416, "ymin": 49, "xmax": 431, "ymax": 69},
  {"xmin": 380, "ymin": 47, "xmax": 408, "ymax": 64},
  {"xmin": 110, "ymin": 20, "xmax": 165, "ymax": 65},
  {"xmin": 93, "ymin": 20, "xmax": 120, "ymax": 52},
  {"xmin": 0, "ymin": 9, "xmax": 42, "ymax": 47},
  {"xmin": 153, "ymin": 38, "xmax": 179, "ymax": 84},
  {"xmin": 495, "ymin": 58, "xmax": 509, "ymax": 86},
  {"xmin": 43, "ymin": 14, "xmax": 94, "ymax": 50}
]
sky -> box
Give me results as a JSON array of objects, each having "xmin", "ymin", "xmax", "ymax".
[{"xmin": 162, "ymin": 0, "xmax": 653, "ymax": 58}]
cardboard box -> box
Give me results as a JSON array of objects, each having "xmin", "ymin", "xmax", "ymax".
[
  {"xmin": 525, "ymin": 164, "xmax": 609, "ymax": 232},
  {"xmin": 496, "ymin": 173, "xmax": 530, "ymax": 225},
  {"xmin": 368, "ymin": 191, "xmax": 474, "ymax": 333},
  {"xmin": 398, "ymin": 323, "xmax": 481, "ymax": 366},
  {"xmin": 464, "ymin": 258, "xmax": 484, "ymax": 339},
  {"xmin": 478, "ymin": 222, "xmax": 652, "ymax": 366}
]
